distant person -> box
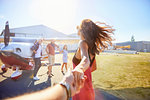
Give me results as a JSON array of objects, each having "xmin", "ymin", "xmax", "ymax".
[
  {"xmin": 31, "ymin": 39, "xmax": 43, "ymax": 81},
  {"xmin": 72, "ymin": 19, "xmax": 114, "ymax": 100},
  {"xmin": 7, "ymin": 70, "xmax": 87, "ymax": 100},
  {"xmin": 60, "ymin": 45, "xmax": 68, "ymax": 75},
  {"xmin": 46, "ymin": 40, "xmax": 59, "ymax": 77}
]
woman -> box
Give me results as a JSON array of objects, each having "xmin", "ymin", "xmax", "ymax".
[
  {"xmin": 72, "ymin": 19, "xmax": 114, "ymax": 100},
  {"xmin": 60, "ymin": 45, "xmax": 68, "ymax": 75}
]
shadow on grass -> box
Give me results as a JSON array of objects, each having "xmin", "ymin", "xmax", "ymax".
[
  {"xmin": 0, "ymin": 70, "xmax": 51, "ymax": 99},
  {"xmin": 95, "ymin": 88, "xmax": 122, "ymax": 100},
  {"xmin": 95, "ymin": 86, "xmax": 150, "ymax": 100}
]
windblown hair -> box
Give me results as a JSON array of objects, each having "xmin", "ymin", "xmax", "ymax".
[{"xmin": 79, "ymin": 19, "xmax": 115, "ymax": 55}]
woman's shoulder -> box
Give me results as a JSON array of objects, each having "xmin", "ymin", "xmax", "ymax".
[{"xmin": 79, "ymin": 40, "xmax": 88, "ymax": 48}]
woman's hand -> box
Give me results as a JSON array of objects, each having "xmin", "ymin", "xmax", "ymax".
[
  {"xmin": 62, "ymin": 69, "xmax": 86, "ymax": 96},
  {"xmin": 72, "ymin": 67, "xmax": 84, "ymax": 93}
]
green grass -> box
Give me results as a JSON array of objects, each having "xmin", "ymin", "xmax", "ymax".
[{"xmin": 92, "ymin": 52, "xmax": 150, "ymax": 100}]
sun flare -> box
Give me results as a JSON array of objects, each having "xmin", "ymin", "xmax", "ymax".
[{"xmin": 30, "ymin": 0, "xmax": 77, "ymax": 34}]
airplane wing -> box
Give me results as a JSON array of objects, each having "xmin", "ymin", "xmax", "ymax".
[
  {"xmin": 0, "ymin": 37, "xmax": 79, "ymax": 44},
  {"xmin": 43, "ymin": 38, "xmax": 79, "ymax": 44}
]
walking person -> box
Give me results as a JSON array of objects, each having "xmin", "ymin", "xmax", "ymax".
[
  {"xmin": 31, "ymin": 39, "xmax": 43, "ymax": 81},
  {"xmin": 46, "ymin": 40, "xmax": 59, "ymax": 77},
  {"xmin": 60, "ymin": 45, "xmax": 68, "ymax": 75},
  {"xmin": 72, "ymin": 19, "xmax": 114, "ymax": 100}
]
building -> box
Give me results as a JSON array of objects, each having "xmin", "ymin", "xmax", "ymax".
[{"xmin": 116, "ymin": 41, "xmax": 150, "ymax": 52}]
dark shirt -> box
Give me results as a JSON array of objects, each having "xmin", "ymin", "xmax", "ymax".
[
  {"xmin": 72, "ymin": 49, "xmax": 95, "ymax": 67},
  {"xmin": 31, "ymin": 42, "xmax": 42, "ymax": 58}
]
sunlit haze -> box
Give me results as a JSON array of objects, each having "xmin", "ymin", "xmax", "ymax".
[
  {"xmin": 29, "ymin": 0, "xmax": 77, "ymax": 34},
  {"xmin": 0, "ymin": 0, "xmax": 150, "ymax": 42}
]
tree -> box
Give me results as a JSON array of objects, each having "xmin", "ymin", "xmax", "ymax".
[{"xmin": 131, "ymin": 35, "xmax": 135, "ymax": 42}]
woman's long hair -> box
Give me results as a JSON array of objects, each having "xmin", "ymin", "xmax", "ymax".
[
  {"xmin": 63, "ymin": 45, "xmax": 67, "ymax": 51},
  {"xmin": 79, "ymin": 19, "xmax": 115, "ymax": 55}
]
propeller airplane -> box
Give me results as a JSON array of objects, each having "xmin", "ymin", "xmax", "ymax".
[{"xmin": 0, "ymin": 21, "xmax": 79, "ymax": 80}]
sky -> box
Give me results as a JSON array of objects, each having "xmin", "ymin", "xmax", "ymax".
[{"xmin": 0, "ymin": 0, "xmax": 150, "ymax": 42}]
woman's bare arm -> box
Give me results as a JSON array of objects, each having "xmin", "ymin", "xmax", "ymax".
[
  {"xmin": 75, "ymin": 40, "xmax": 90, "ymax": 72},
  {"xmin": 72, "ymin": 40, "xmax": 90, "ymax": 93}
]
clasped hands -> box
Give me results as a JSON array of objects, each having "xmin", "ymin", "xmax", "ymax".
[{"xmin": 61, "ymin": 67, "xmax": 87, "ymax": 96}]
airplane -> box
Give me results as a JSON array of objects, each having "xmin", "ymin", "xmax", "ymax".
[{"xmin": 0, "ymin": 21, "xmax": 79, "ymax": 80}]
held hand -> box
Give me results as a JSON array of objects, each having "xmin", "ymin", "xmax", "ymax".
[
  {"xmin": 62, "ymin": 69, "xmax": 74, "ymax": 85},
  {"xmin": 61, "ymin": 69, "xmax": 86, "ymax": 96},
  {"xmin": 71, "ymin": 75, "xmax": 86, "ymax": 96},
  {"xmin": 61, "ymin": 69, "xmax": 75, "ymax": 96},
  {"xmin": 72, "ymin": 75, "xmax": 87, "ymax": 94},
  {"xmin": 72, "ymin": 67, "xmax": 84, "ymax": 93}
]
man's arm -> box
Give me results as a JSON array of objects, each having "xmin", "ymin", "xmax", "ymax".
[
  {"xmin": 6, "ymin": 70, "xmax": 86, "ymax": 100},
  {"xmin": 6, "ymin": 84, "xmax": 68, "ymax": 100},
  {"xmin": 46, "ymin": 44, "xmax": 49, "ymax": 54},
  {"xmin": 33, "ymin": 50, "xmax": 37, "ymax": 54},
  {"xmin": 54, "ymin": 43, "xmax": 59, "ymax": 48},
  {"xmin": 31, "ymin": 42, "xmax": 39, "ymax": 54},
  {"xmin": 31, "ymin": 45, "xmax": 37, "ymax": 54},
  {"xmin": 54, "ymin": 43, "xmax": 60, "ymax": 51}
]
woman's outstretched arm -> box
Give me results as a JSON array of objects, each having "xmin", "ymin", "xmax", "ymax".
[
  {"xmin": 72, "ymin": 40, "xmax": 90, "ymax": 93},
  {"xmin": 77, "ymin": 40, "xmax": 90, "ymax": 71}
]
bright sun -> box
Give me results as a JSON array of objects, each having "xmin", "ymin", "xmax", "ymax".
[{"xmin": 30, "ymin": 0, "xmax": 78, "ymax": 34}]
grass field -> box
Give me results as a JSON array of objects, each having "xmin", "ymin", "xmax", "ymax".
[{"xmin": 92, "ymin": 52, "xmax": 150, "ymax": 100}]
